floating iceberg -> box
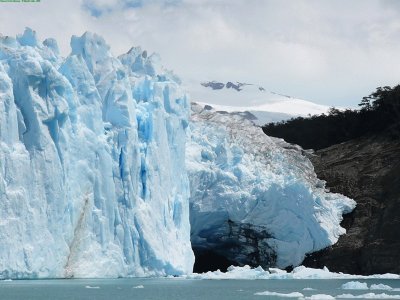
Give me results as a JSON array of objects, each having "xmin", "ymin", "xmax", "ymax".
[
  {"xmin": 184, "ymin": 265, "xmax": 400, "ymax": 280},
  {"xmin": 370, "ymin": 284, "xmax": 395, "ymax": 291},
  {"xmin": 305, "ymin": 295, "xmax": 336, "ymax": 300},
  {"xmin": 255, "ymin": 292, "xmax": 336, "ymax": 300},
  {"xmin": 341, "ymin": 282, "xmax": 400, "ymax": 292},
  {"xmin": 341, "ymin": 281, "xmax": 369, "ymax": 290},
  {"xmin": 0, "ymin": 28, "xmax": 193, "ymax": 278},
  {"xmin": 255, "ymin": 291, "xmax": 305, "ymax": 297},
  {"xmin": 337, "ymin": 293, "xmax": 400, "ymax": 299},
  {"xmin": 133, "ymin": 285, "xmax": 144, "ymax": 289}
]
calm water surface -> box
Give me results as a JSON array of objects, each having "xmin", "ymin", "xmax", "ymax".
[{"xmin": 1, "ymin": 278, "xmax": 400, "ymax": 299}]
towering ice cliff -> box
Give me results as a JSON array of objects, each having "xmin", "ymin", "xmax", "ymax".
[
  {"xmin": 0, "ymin": 28, "xmax": 194, "ymax": 278},
  {"xmin": 187, "ymin": 103, "xmax": 356, "ymax": 270}
]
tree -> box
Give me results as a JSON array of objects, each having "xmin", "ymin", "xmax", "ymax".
[{"xmin": 359, "ymin": 97, "xmax": 372, "ymax": 111}]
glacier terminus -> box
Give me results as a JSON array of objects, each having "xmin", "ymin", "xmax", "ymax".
[
  {"xmin": 0, "ymin": 29, "xmax": 355, "ymax": 279},
  {"xmin": 187, "ymin": 103, "xmax": 355, "ymax": 270},
  {"xmin": 0, "ymin": 28, "xmax": 193, "ymax": 278}
]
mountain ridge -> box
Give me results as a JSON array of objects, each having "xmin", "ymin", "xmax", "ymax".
[{"xmin": 191, "ymin": 80, "xmax": 333, "ymax": 126}]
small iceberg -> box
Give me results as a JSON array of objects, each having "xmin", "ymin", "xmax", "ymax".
[
  {"xmin": 184, "ymin": 265, "xmax": 400, "ymax": 280},
  {"xmin": 337, "ymin": 293, "xmax": 400, "ymax": 299},
  {"xmin": 85, "ymin": 285, "xmax": 100, "ymax": 289},
  {"xmin": 370, "ymin": 284, "xmax": 393, "ymax": 291},
  {"xmin": 341, "ymin": 281, "xmax": 369, "ymax": 290},
  {"xmin": 306, "ymin": 295, "xmax": 335, "ymax": 300},
  {"xmin": 255, "ymin": 290, "xmax": 304, "ymax": 297}
]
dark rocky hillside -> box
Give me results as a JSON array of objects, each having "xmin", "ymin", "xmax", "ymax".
[
  {"xmin": 261, "ymin": 84, "xmax": 400, "ymax": 274},
  {"xmin": 303, "ymin": 135, "xmax": 400, "ymax": 275}
]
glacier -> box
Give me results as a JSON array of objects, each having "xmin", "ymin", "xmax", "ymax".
[
  {"xmin": 0, "ymin": 29, "xmax": 356, "ymax": 279},
  {"xmin": 0, "ymin": 28, "xmax": 193, "ymax": 278},
  {"xmin": 187, "ymin": 103, "xmax": 356, "ymax": 270}
]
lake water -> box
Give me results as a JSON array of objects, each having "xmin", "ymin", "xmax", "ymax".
[{"xmin": 1, "ymin": 278, "xmax": 400, "ymax": 299}]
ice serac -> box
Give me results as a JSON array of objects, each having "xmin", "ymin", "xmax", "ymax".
[
  {"xmin": 187, "ymin": 103, "xmax": 356, "ymax": 270},
  {"xmin": 0, "ymin": 28, "xmax": 193, "ymax": 278}
]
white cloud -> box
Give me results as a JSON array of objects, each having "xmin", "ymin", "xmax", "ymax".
[{"xmin": 1, "ymin": 0, "xmax": 400, "ymax": 107}]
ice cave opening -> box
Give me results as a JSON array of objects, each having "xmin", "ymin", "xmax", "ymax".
[
  {"xmin": 192, "ymin": 248, "xmax": 235, "ymax": 273},
  {"xmin": 190, "ymin": 218, "xmax": 278, "ymax": 273}
]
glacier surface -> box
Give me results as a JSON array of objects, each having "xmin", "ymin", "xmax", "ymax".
[
  {"xmin": 0, "ymin": 28, "xmax": 194, "ymax": 278},
  {"xmin": 187, "ymin": 103, "xmax": 356, "ymax": 269}
]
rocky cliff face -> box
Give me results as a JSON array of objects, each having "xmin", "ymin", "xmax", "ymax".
[{"xmin": 303, "ymin": 136, "xmax": 400, "ymax": 275}]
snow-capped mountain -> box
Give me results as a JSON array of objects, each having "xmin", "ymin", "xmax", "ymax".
[
  {"xmin": 0, "ymin": 29, "xmax": 355, "ymax": 279},
  {"xmin": 187, "ymin": 103, "xmax": 355, "ymax": 269},
  {"xmin": 190, "ymin": 81, "xmax": 331, "ymax": 126}
]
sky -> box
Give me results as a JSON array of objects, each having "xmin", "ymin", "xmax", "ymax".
[{"xmin": 1, "ymin": 0, "xmax": 400, "ymax": 108}]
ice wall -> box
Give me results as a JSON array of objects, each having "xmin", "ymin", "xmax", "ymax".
[
  {"xmin": 187, "ymin": 103, "xmax": 356, "ymax": 269},
  {"xmin": 0, "ymin": 28, "xmax": 194, "ymax": 278}
]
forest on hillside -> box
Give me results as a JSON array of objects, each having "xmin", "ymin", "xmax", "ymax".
[{"xmin": 262, "ymin": 85, "xmax": 400, "ymax": 150}]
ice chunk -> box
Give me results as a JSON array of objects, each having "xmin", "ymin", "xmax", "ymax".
[
  {"xmin": 306, "ymin": 295, "xmax": 335, "ymax": 300},
  {"xmin": 186, "ymin": 265, "xmax": 270, "ymax": 280},
  {"xmin": 256, "ymin": 291, "xmax": 335, "ymax": 299},
  {"xmin": 133, "ymin": 285, "xmax": 144, "ymax": 289},
  {"xmin": 254, "ymin": 291, "xmax": 335, "ymax": 300},
  {"xmin": 370, "ymin": 284, "xmax": 393, "ymax": 291},
  {"xmin": 341, "ymin": 281, "xmax": 369, "ymax": 290},
  {"xmin": 337, "ymin": 293, "xmax": 400, "ymax": 299},
  {"xmin": 183, "ymin": 265, "xmax": 400, "ymax": 280},
  {"xmin": 254, "ymin": 291, "xmax": 304, "ymax": 297}
]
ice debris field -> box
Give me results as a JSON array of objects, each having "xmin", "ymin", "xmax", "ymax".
[
  {"xmin": 181, "ymin": 266, "xmax": 400, "ymax": 299},
  {"xmin": 183, "ymin": 265, "xmax": 400, "ymax": 280},
  {"xmin": 0, "ymin": 28, "xmax": 361, "ymax": 279}
]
